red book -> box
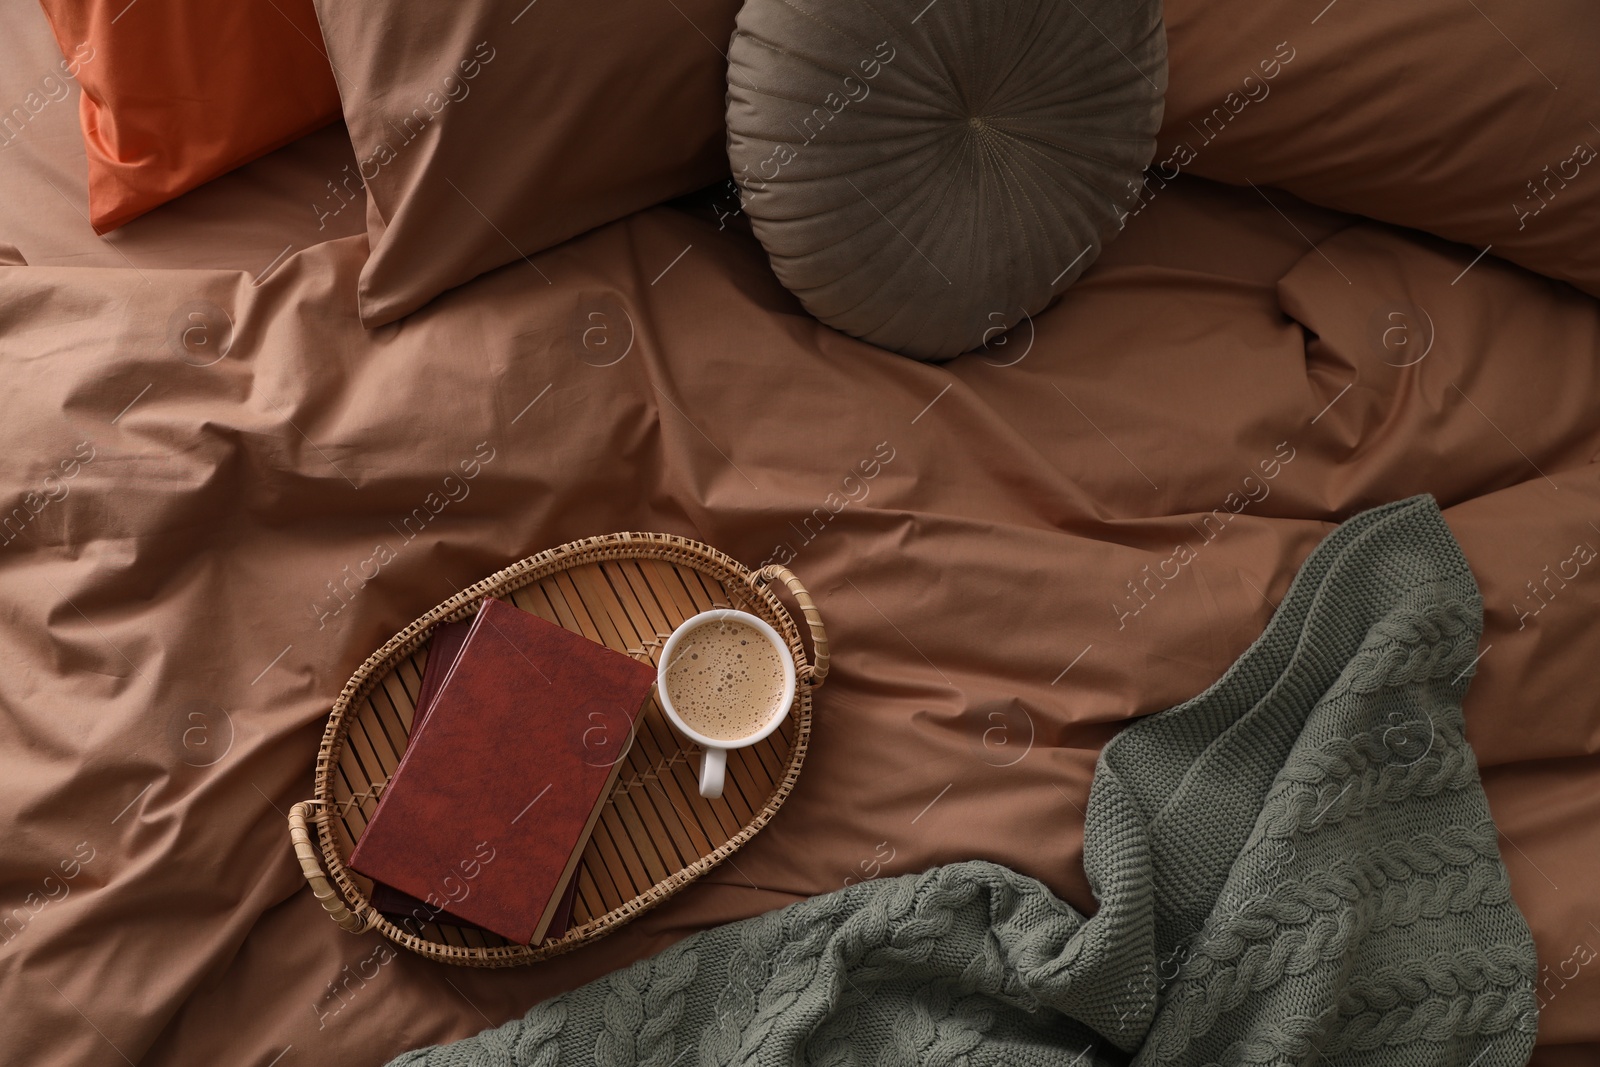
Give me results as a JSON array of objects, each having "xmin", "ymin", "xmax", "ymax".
[
  {"xmin": 350, "ymin": 598, "xmax": 654, "ymax": 944},
  {"xmin": 368, "ymin": 619, "xmax": 576, "ymax": 941}
]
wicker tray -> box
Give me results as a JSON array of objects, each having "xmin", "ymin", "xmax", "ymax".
[{"xmin": 286, "ymin": 532, "xmax": 827, "ymax": 967}]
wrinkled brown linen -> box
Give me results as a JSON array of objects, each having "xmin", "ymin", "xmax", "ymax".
[
  {"xmin": 0, "ymin": 171, "xmax": 1593, "ymax": 1062},
  {"xmin": 1161, "ymin": 0, "xmax": 1600, "ymax": 299},
  {"xmin": 1, "ymin": 172, "xmax": 1598, "ymax": 1067},
  {"xmin": 310, "ymin": 0, "xmax": 742, "ymax": 328},
  {"xmin": 0, "ymin": 1, "xmax": 367, "ymax": 273}
]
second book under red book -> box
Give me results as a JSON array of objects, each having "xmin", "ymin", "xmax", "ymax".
[{"xmin": 350, "ymin": 598, "xmax": 658, "ymax": 944}]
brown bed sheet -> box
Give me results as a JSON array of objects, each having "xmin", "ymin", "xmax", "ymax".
[{"xmin": 0, "ymin": 105, "xmax": 1597, "ymax": 1067}]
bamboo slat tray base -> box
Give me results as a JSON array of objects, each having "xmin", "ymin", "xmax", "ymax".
[{"xmin": 287, "ymin": 532, "xmax": 825, "ymax": 967}]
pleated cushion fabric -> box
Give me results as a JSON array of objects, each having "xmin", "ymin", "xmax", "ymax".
[{"xmin": 726, "ymin": 0, "xmax": 1166, "ymax": 361}]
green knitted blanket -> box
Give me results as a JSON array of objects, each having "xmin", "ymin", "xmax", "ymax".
[{"xmin": 391, "ymin": 496, "xmax": 1537, "ymax": 1066}]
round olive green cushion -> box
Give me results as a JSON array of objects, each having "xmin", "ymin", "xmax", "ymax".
[{"xmin": 726, "ymin": 0, "xmax": 1166, "ymax": 361}]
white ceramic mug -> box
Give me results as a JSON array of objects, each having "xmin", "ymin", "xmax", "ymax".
[{"xmin": 657, "ymin": 609, "xmax": 796, "ymax": 799}]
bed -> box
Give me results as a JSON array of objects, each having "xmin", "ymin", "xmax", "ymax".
[{"xmin": 1, "ymin": 0, "xmax": 1597, "ymax": 1063}]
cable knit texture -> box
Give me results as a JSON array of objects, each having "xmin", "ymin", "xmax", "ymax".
[{"xmin": 388, "ymin": 496, "xmax": 1537, "ymax": 1067}]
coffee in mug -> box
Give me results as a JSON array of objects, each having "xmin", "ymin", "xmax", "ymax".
[
  {"xmin": 657, "ymin": 609, "xmax": 796, "ymax": 798},
  {"xmin": 663, "ymin": 617, "xmax": 786, "ymax": 740}
]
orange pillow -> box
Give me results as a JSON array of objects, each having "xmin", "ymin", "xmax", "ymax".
[{"xmin": 37, "ymin": 0, "xmax": 341, "ymax": 234}]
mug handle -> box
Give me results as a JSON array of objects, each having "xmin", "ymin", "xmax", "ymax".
[
  {"xmin": 700, "ymin": 746, "xmax": 727, "ymax": 799},
  {"xmin": 754, "ymin": 564, "xmax": 829, "ymax": 686}
]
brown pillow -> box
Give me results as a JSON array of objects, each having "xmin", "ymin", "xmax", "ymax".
[
  {"xmin": 1159, "ymin": 0, "xmax": 1600, "ymax": 296},
  {"xmin": 311, "ymin": 0, "xmax": 741, "ymax": 327}
]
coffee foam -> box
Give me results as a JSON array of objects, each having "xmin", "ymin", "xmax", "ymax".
[{"xmin": 664, "ymin": 618, "xmax": 786, "ymax": 741}]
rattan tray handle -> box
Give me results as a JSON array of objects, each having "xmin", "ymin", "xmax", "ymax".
[
  {"xmin": 289, "ymin": 801, "xmax": 373, "ymax": 934},
  {"xmin": 755, "ymin": 564, "xmax": 829, "ymax": 686}
]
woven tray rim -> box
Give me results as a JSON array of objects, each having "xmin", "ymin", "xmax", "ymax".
[{"xmin": 307, "ymin": 531, "xmax": 814, "ymax": 966}]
